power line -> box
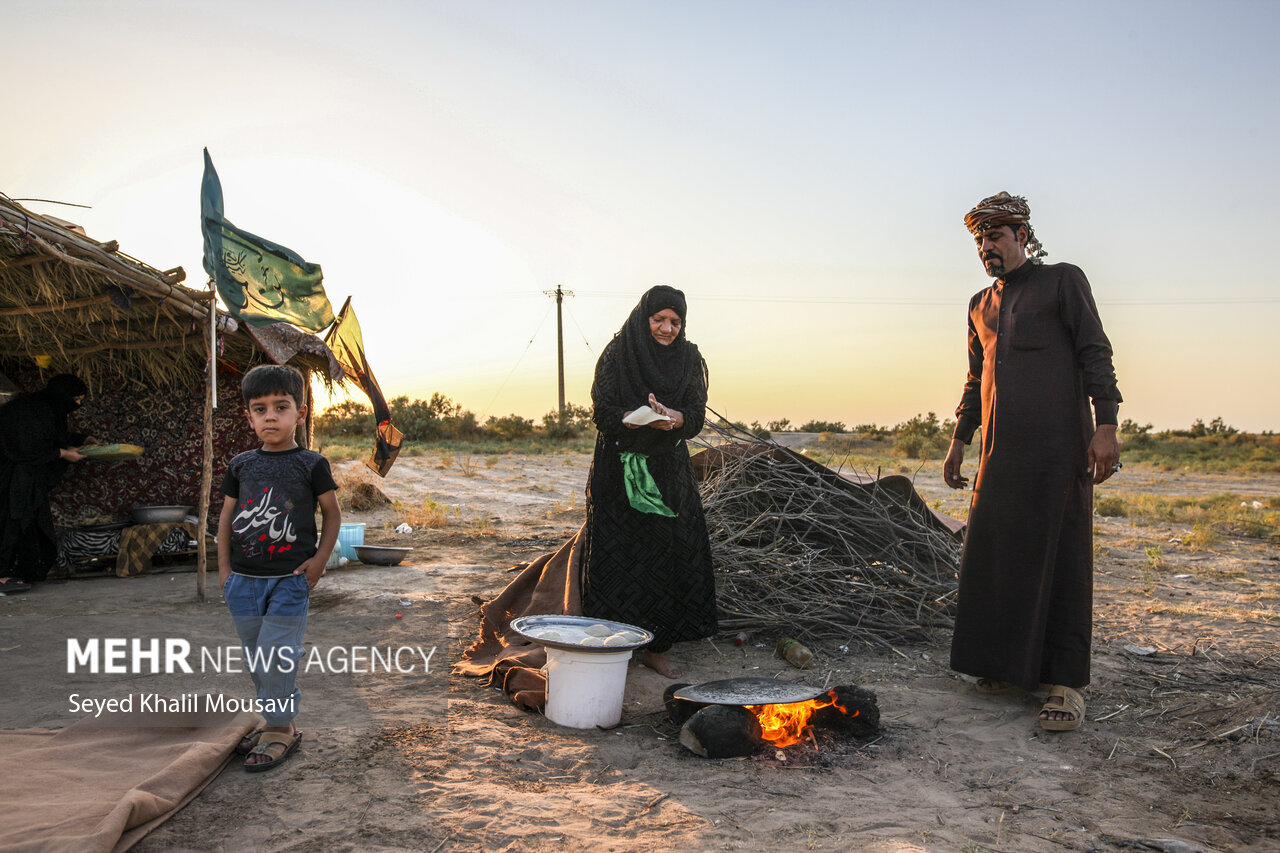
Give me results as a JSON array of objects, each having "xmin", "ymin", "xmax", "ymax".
[
  {"xmin": 564, "ymin": 302, "xmax": 596, "ymax": 357},
  {"xmin": 567, "ymin": 289, "xmax": 1280, "ymax": 307},
  {"xmin": 481, "ymin": 302, "xmax": 553, "ymax": 419}
]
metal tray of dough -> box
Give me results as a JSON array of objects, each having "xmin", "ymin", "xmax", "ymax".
[
  {"xmin": 673, "ymin": 677, "xmax": 826, "ymax": 706},
  {"xmin": 510, "ymin": 614, "xmax": 654, "ymax": 653}
]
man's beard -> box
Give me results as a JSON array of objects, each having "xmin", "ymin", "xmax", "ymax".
[{"xmin": 982, "ymin": 254, "xmax": 1006, "ymax": 277}]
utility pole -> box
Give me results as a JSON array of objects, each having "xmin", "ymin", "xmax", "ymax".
[{"xmin": 543, "ymin": 284, "xmax": 573, "ymax": 418}]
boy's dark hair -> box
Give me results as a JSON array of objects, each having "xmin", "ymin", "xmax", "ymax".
[{"xmin": 241, "ymin": 364, "xmax": 306, "ymax": 407}]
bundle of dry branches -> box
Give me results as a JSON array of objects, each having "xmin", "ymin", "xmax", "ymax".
[{"xmin": 694, "ymin": 420, "xmax": 960, "ymax": 650}]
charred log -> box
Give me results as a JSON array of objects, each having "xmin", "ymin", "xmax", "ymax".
[
  {"xmin": 663, "ymin": 683, "xmax": 707, "ymax": 727},
  {"xmin": 812, "ymin": 685, "xmax": 880, "ymax": 738},
  {"xmin": 679, "ymin": 705, "xmax": 764, "ymax": 759}
]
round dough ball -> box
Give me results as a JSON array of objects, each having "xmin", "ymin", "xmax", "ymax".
[
  {"xmin": 603, "ymin": 633, "xmax": 631, "ymax": 646},
  {"xmin": 580, "ymin": 636, "xmax": 607, "ymax": 646},
  {"xmin": 538, "ymin": 630, "xmax": 562, "ymax": 642},
  {"xmin": 584, "ymin": 623, "xmax": 613, "ymax": 638}
]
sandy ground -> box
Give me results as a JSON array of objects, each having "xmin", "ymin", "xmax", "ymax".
[{"xmin": 2, "ymin": 448, "xmax": 1278, "ymax": 853}]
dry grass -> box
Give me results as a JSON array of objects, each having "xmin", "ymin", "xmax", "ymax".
[
  {"xmin": 332, "ymin": 466, "xmax": 392, "ymax": 512},
  {"xmin": 394, "ymin": 498, "xmax": 458, "ymax": 529}
]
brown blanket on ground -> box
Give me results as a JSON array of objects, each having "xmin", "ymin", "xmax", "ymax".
[
  {"xmin": 0, "ymin": 711, "xmax": 258, "ymax": 853},
  {"xmin": 453, "ymin": 527, "xmax": 584, "ymax": 709}
]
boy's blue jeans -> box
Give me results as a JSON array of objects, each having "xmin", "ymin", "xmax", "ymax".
[{"xmin": 223, "ymin": 573, "xmax": 309, "ymax": 727}]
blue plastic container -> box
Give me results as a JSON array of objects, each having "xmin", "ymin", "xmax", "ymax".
[{"xmin": 337, "ymin": 523, "xmax": 365, "ymax": 560}]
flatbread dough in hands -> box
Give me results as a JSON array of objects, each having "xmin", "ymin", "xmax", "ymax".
[{"xmin": 622, "ymin": 406, "xmax": 672, "ymax": 426}]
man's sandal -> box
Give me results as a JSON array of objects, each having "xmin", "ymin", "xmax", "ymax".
[
  {"xmin": 1038, "ymin": 686, "xmax": 1085, "ymax": 731},
  {"xmin": 234, "ymin": 729, "xmax": 264, "ymax": 756},
  {"xmin": 244, "ymin": 731, "xmax": 302, "ymax": 772}
]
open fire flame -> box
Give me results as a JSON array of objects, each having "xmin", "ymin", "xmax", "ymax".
[{"xmin": 746, "ymin": 690, "xmax": 859, "ymax": 748}]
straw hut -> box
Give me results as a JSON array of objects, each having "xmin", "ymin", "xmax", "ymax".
[{"xmin": 0, "ymin": 193, "xmax": 339, "ymax": 578}]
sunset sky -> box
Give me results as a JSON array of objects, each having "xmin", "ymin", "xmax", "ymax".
[{"xmin": 5, "ymin": 1, "xmax": 1277, "ymax": 430}]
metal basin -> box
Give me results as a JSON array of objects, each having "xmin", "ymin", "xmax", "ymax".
[
  {"xmin": 673, "ymin": 677, "xmax": 826, "ymax": 706},
  {"xmin": 353, "ymin": 545, "xmax": 412, "ymax": 566},
  {"xmin": 130, "ymin": 505, "xmax": 192, "ymax": 524},
  {"xmin": 510, "ymin": 614, "xmax": 654, "ymax": 652}
]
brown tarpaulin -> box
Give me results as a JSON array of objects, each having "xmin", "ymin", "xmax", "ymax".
[
  {"xmin": 453, "ymin": 528, "xmax": 585, "ymax": 709},
  {"xmin": 0, "ymin": 711, "xmax": 257, "ymax": 853}
]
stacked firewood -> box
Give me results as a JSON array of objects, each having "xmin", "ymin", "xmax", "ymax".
[{"xmin": 694, "ymin": 422, "xmax": 961, "ymax": 649}]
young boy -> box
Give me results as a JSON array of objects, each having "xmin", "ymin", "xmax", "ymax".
[{"xmin": 218, "ymin": 364, "xmax": 340, "ymax": 772}]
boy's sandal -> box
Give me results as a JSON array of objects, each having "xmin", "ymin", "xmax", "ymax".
[
  {"xmin": 244, "ymin": 731, "xmax": 302, "ymax": 772},
  {"xmin": 234, "ymin": 729, "xmax": 264, "ymax": 756},
  {"xmin": 0, "ymin": 577, "xmax": 32, "ymax": 593},
  {"xmin": 1038, "ymin": 686, "xmax": 1085, "ymax": 732}
]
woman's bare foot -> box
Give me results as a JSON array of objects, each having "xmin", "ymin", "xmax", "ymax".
[{"xmin": 642, "ymin": 651, "xmax": 682, "ymax": 678}]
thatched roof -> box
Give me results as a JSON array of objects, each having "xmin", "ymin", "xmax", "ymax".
[{"xmin": 0, "ymin": 193, "xmax": 334, "ymax": 390}]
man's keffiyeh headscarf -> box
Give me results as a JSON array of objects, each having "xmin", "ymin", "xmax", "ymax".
[{"xmin": 963, "ymin": 191, "xmax": 1048, "ymax": 262}]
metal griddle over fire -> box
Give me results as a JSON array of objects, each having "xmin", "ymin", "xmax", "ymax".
[{"xmin": 672, "ymin": 677, "xmax": 825, "ymax": 706}]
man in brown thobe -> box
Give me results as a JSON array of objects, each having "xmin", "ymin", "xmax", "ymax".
[{"xmin": 943, "ymin": 192, "xmax": 1122, "ymax": 731}]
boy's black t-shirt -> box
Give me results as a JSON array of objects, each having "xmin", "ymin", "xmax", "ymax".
[{"xmin": 220, "ymin": 447, "xmax": 338, "ymax": 578}]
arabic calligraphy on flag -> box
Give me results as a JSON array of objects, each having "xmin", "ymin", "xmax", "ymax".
[{"xmin": 200, "ymin": 148, "xmax": 335, "ymax": 333}]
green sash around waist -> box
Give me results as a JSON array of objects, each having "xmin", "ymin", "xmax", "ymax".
[{"xmin": 619, "ymin": 451, "xmax": 677, "ymax": 517}]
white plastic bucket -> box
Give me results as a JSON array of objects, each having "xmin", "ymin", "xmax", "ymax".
[
  {"xmin": 337, "ymin": 523, "xmax": 365, "ymax": 560},
  {"xmin": 543, "ymin": 646, "xmax": 633, "ymax": 729}
]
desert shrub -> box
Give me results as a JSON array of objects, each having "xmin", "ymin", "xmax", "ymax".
[
  {"xmin": 798, "ymin": 420, "xmax": 847, "ymax": 433},
  {"xmin": 316, "ymin": 393, "xmax": 482, "ymax": 442},
  {"xmin": 1181, "ymin": 522, "xmax": 1221, "ymax": 549},
  {"xmin": 542, "ymin": 403, "xmax": 594, "ymax": 439},
  {"xmin": 892, "ymin": 412, "xmax": 952, "ymax": 460},
  {"xmin": 853, "ymin": 423, "xmax": 891, "ymax": 439},
  {"xmin": 314, "ymin": 399, "xmax": 373, "ymax": 437},
  {"xmin": 766, "ymin": 418, "xmax": 791, "ymax": 432},
  {"xmin": 1094, "ymin": 495, "xmax": 1127, "ymax": 517},
  {"xmin": 391, "ymin": 393, "xmax": 482, "ymax": 441},
  {"xmin": 486, "ymin": 413, "xmax": 535, "ymax": 440},
  {"xmin": 1118, "ymin": 428, "xmax": 1280, "ymax": 472},
  {"xmin": 395, "ymin": 498, "xmax": 458, "ymax": 528}
]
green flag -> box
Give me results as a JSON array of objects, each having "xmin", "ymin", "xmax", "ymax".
[{"xmin": 201, "ymin": 149, "xmax": 335, "ymax": 332}]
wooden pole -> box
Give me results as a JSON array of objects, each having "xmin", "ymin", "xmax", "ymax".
[
  {"xmin": 555, "ymin": 284, "xmax": 565, "ymax": 418},
  {"xmin": 196, "ymin": 286, "xmax": 216, "ymax": 602}
]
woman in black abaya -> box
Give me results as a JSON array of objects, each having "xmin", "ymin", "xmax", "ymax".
[
  {"xmin": 581, "ymin": 286, "xmax": 716, "ymax": 677},
  {"xmin": 0, "ymin": 374, "xmax": 88, "ymax": 591}
]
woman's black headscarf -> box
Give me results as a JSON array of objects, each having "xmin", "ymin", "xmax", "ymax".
[
  {"xmin": 40, "ymin": 374, "xmax": 88, "ymax": 417},
  {"xmin": 607, "ymin": 286, "xmax": 707, "ymax": 407}
]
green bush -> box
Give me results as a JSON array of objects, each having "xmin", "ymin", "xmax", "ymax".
[
  {"xmin": 892, "ymin": 412, "xmax": 953, "ymax": 460},
  {"xmin": 542, "ymin": 403, "xmax": 594, "ymax": 439},
  {"xmin": 486, "ymin": 413, "xmax": 535, "ymax": 439},
  {"xmin": 798, "ymin": 420, "xmax": 847, "ymax": 433},
  {"xmin": 1094, "ymin": 495, "xmax": 1127, "ymax": 517}
]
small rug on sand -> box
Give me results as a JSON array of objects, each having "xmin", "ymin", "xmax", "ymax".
[{"xmin": 0, "ymin": 710, "xmax": 258, "ymax": 853}]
